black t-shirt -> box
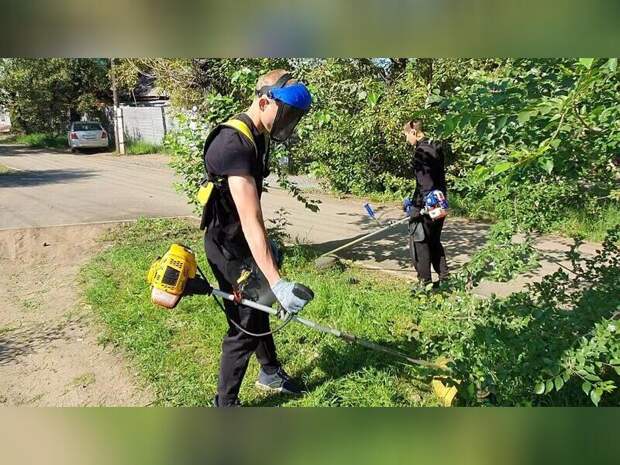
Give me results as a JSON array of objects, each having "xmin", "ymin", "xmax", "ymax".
[
  {"xmin": 412, "ymin": 140, "xmax": 447, "ymax": 210},
  {"xmin": 205, "ymin": 118, "xmax": 267, "ymax": 195},
  {"xmin": 203, "ymin": 115, "xmax": 268, "ymax": 242}
]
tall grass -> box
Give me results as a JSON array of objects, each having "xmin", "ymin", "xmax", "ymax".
[
  {"xmin": 3, "ymin": 132, "xmax": 67, "ymax": 149},
  {"xmin": 448, "ymin": 192, "xmax": 619, "ymax": 243},
  {"xmin": 125, "ymin": 139, "xmax": 164, "ymax": 155},
  {"xmin": 555, "ymin": 203, "xmax": 620, "ymax": 243}
]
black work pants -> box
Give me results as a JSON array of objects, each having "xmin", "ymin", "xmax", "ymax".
[
  {"xmin": 409, "ymin": 217, "xmax": 449, "ymax": 284},
  {"xmin": 204, "ymin": 232, "xmax": 280, "ymax": 406}
]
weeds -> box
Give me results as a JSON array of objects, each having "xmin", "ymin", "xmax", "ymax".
[
  {"xmin": 125, "ymin": 139, "xmax": 164, "ymax": 155},
  {"xmin": 3, "ymin": 132, "xmax": 67, "ymax": 149}
]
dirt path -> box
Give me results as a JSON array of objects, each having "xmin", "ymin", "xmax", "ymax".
[{"xmin": 0, "ymin": 223, "xmax": 153, "ymax": 406}]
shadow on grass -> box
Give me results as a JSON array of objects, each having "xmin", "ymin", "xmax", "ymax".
[
  {"xmin": 250, "ymin": 230, "xmax": 620, "ymax": 407},
  {"xmin": 246, "ymin": 337, "xmax": 436, "ymax": 407}
]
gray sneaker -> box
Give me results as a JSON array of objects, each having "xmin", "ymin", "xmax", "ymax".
[{"xmin": 255, "ymin": 367, "xmax": 303, "ymax": 395}]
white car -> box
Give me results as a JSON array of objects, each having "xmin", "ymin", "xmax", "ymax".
[{"xmin": 68, "ymin": 121, "xmax": 109, "ymax": 151}]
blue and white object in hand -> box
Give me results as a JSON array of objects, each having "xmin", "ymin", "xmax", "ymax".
[
  {"xmin": 424, "ymin": 190, "xmax": 449, "ymax": 210},
  {"xmin": 402, "ymin": 197, "xmax": 414, "ymax": 215}
]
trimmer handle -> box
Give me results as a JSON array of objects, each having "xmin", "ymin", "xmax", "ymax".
[{"xmin": 292, "ymin": 283, "xmax": 315, "ymax": 302}]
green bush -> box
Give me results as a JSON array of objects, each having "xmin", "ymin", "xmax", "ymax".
[
  {"xmin": 141, "ymin": 58, "xmax": 618, "ymax": 238},
  {"xmin": 440, "ymin": 58, "xmax": 620, "ymax": 237},
  {"xmin": 292, "ymin": 58, "xmax": 620, "ymax": 238},
  {"xmin": 411, "ymin": 225, "xmax": 620, "ymax": 406},
  {"xmin": 291, "ymin": 60, "xmax": 426, "ymax": 196}
]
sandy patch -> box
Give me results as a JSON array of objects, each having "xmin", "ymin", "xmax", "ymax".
[{"xmin": 0, "ymin": 223, "xmax": 153, "ymax": 406}]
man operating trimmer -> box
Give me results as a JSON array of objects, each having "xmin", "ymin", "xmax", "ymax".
[{"xmin": 198, "ymin": 70, "xmax": 313, "ymax": 407}]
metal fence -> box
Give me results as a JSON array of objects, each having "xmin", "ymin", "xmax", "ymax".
[
  {"xmin": 120, "ymin": 106, "xmax": 169, "ymax": 145},
  {"xmin": 0, "ymin": 107, "xmax": 11, "ymax": 132}
]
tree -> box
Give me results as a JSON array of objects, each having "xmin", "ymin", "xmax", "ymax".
[{"xmin": 0, "ymin": 58, "xmax": 111, "ymax": 133}]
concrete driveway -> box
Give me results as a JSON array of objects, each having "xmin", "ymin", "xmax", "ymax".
[{"xmin": 0, "ymin": 142, "xmax": 485, "ymax": 273}]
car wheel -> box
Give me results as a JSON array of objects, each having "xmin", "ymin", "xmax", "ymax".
[{"xmin": 71, "ymin": 148, "xmax": 79, "ymax": 154}]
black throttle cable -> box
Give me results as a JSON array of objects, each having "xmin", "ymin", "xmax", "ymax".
[{"xmin": 198, "ymin": 265, "xmax": 294, "ymax": 338}]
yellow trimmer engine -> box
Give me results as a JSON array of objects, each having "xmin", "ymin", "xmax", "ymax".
[{"xmin": 147, "ymin": 243, "xmax": 199, "ymax": 309}]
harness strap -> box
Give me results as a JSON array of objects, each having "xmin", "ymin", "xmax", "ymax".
[
  {"xmin": 199, "ymin": 115, "xmax": 264, "ymax": 231},
  {"xmin": 221, "ymin": 118, "xmax": 257, "ymax": 155},
  {"xmin": 202, "ymin": 115, "xmax": 259, "ymax": 181}
]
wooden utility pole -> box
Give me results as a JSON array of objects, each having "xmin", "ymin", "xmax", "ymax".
[{"xmin": 110, "ymin": 58, "xmax": 125, "ymax": 154}]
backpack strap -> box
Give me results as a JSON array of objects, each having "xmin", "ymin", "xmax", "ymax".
[{"xmin": 232, "ymin": 112, "xmax": 271, "ymax": 176}]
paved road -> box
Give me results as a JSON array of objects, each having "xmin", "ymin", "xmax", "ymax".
[
  {"xmin": 0, "ymin": 144, "xmax": 597, "ymax": 297},
  {"xmin": 0, "ymin": 144, "xmax": 194, "ymax": 228},
  {"xmin": 0, "ymin": 143, "xmax": 486, "ymax": 274}
]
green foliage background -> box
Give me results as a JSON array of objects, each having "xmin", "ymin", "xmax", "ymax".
[
  {"xmin": 134, "ymin": 58, "xmax": 620, "ymax": 238},
  {"xmin": 0, "ymin": 58, "xmax": 112, "ymax": 133}
]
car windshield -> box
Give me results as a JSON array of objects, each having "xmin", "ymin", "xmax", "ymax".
[{"xmin": 73, "ymin": 122, "xmax": 102, "ymax": 131}]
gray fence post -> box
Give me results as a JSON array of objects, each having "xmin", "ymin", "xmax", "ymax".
[{"xmin": 161, "ymin": 107, "xmax": 167, "ymax": 136}]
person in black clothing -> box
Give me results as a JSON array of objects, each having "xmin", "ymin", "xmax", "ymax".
[
  {"xmin": 403, "ymin": 120, "xmax": 449, "ymax": 287},
  {"xmin": 202, "ymin": 69, "xmax": 313, "ymax": 407}
]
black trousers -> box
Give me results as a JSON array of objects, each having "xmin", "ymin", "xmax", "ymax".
[
  {"xmin": 409, "ymin": 217, "xmax": 449, "ymax": 284},
  {"xmin": 204, "ymin": 232, "xmax": 280, "ymax": 406}
]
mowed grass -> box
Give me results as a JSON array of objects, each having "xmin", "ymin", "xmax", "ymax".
[{"xmin": 81, "ymin": 218, "xmax": 441, "ymax": 407}]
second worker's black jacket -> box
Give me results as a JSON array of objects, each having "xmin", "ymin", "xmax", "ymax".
[{"xmin": 411, "ymin": 139, "xmax": 447, "ymax": 217}]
